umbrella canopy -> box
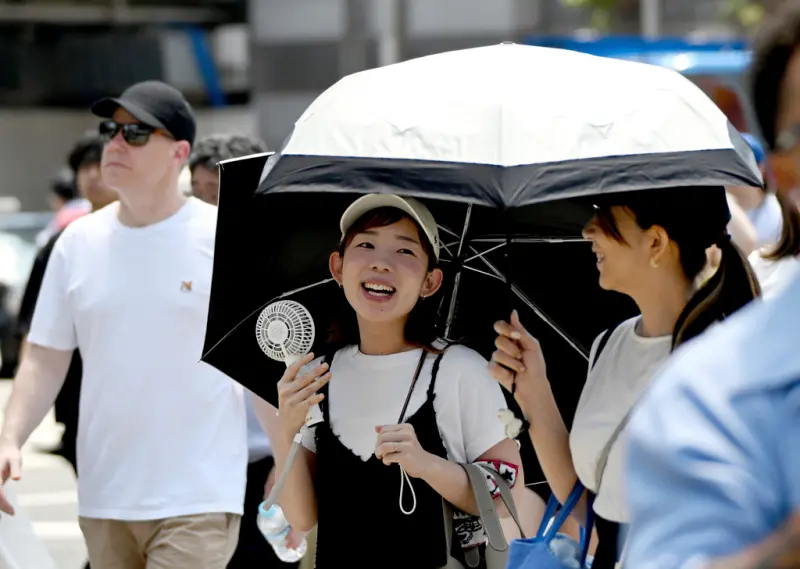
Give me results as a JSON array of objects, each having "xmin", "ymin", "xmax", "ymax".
[
  {"xmin": 204, "ymin": 152, "xmax": 634, "ymax": 420},
  {"xmin": 261, "ymin": 42, "xmax": 761, "ymax": 205},
  {"xmin": 202, "ymin": 42, "xmax": 761, "ymax": 414}
]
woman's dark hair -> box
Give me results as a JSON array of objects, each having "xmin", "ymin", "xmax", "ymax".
[
  {"xmin": 51, "ymin": 168, "xmax": 78, "ymax": 201},
  {"xmin": 68, "ymin": 131, "xmax": 104, "ymax": 174},
  {"xmin": 189, "ymin": 134, "xmax": 268, "ymax": 173},
  {"xmin": 326, "ymin": 207, "xmax": 442, "ymax": 351},
  {"xmin": 751, "ymin": 2, "xmax": 800, "ymax": 150},
  {"xmin": 764, "ymin": 191, "xmax": 800, "ymax": 260},
  {"xmin": 595, "ymin": 186, "xmax": 761, "ymax": 350}
]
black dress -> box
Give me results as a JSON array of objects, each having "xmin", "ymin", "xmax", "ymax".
[
  {"xmin": 313, "ymin": 350, "xmax": 453, "ymax": 569},
  {"xmin": 592, "ymin": 514, "xmax": 626, "ymax": 568}
]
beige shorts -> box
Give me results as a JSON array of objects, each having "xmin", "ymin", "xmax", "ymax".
[{"xmin": 79, "ymin": 513, "xmax": 241, "ymax": 569}]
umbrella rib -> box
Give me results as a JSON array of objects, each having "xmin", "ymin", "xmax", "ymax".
[
  {"xmin": 462, "ymin": 242, "xmax": 507, "ymax": 264},
  {"xmin": 462, "ymin": 265, "xmax": 505, "ymax": 280},
  {"xmin": 469, "ymin": 251, "xmax": 589, "ymax": 360},
  {"xmin": 455, "ymin": 205, "xmax": 473, "ymax": 258},
  {"xmin": 508, "ymin": 280, "xmax": 589, "ymax": 360},
  {"xmin": 471, "ymin": 237, "xmax": 588, "ymax": 244},
  {"xmin": 201, "ymin": 277, "xmax": 335, "ymax": 360},
  {"xmin": 440, "ymin": 218, "xmax": 589, "ymax": 358},
  {"xmin": 444, "ymin": 206, "xmax": 475, "ymax": 336},
  {"xmin": 437, "ymin": 223, "xmax": 462, "ymax": 260},
  {"xmin": 278, "ymin": 277, "xmax": 336, "ymax": 299}
]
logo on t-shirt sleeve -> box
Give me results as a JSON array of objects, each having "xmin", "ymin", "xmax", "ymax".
[{"xmin": 180, "ymin": 281, "xmax": 193, "ymax": 292}]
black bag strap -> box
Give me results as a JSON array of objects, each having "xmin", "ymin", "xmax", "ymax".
[
  {"xmin": 397, "ymin": 349, "xmax": 432, "ymax": 423},
  {"xmin": 321, "ymin": 347, "xmax": 432, "ymax": 425},
  {"xmin": 425, "ymin": 347, "xmax": 449, "ymax": 399},
  {"xmin": 319, "ymin": 349, "xmax": 339, "ymax": 422},
  {"xmin": 590, "ymin": 323, "xmax": 620, "ymax": 370}
]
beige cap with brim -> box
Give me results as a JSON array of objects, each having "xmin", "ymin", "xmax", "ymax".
[{"xmin": 339, "ymin": 194, "xmax": 441, "ymax": 261}]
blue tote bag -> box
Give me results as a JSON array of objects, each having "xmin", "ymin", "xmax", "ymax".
[{"xmin": 506, "ymin": 481, "xmax": 595, "ymax": 569}]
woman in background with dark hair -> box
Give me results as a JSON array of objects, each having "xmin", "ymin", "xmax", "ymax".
[
  {"xmin": 749, "ymin": 191, "xmax": 800, "ymax": 298},
  {"xmin": 189, "ymin": 134, "xmax": 268, "ymax": 205},
  {"xmin": 488, "ymin": 186, "xmax": 761, "ymax": 568}
]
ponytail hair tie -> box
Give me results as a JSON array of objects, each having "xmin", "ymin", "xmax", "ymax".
[{"xmin": 715, "ymin": 232, "xmax": 732, "ymax": 247}]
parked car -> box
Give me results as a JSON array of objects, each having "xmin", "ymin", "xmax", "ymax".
[{"xmin": 0, "ymin": 210, "xmax": 54, "ymax": 377}]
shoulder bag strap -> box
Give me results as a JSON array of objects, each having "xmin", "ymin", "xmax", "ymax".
[
  {"xmin": 593, "ymin": 407, "xmax": 634, "ymax": 493},
  {"xmin": 592, "ymin": 322, "xmax": 644, "ymax": 489}
]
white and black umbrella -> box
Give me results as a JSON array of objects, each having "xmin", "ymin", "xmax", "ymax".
[
  {"xmin": 203, "ymin": 43, "xmax": 761, "ymax": 413},
  {"xmin": 260, "ymin": 42, "xmax": 760, "ymax": 204},
  {"xmin": 202, "ymin": 42, "xmax": 760, "ymax": 497}
]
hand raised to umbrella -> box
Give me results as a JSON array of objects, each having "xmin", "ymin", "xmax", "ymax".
[
  {"xmin": 276, "ymin": 353, "xmax": 331, "ymax": 440},
  {"xmin": 489, "ymin": 310, "xmax": 548, "ymax": 400}
]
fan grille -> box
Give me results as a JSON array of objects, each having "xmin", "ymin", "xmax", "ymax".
[{"xmin": 255, "ymin": 300, "xmax": 315, "ymax": 363}]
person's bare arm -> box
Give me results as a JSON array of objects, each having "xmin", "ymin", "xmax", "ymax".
[
  {"xmin": 705, "ymin": 512, "xmax": 800, "ymax": 569},
  {"xmin": 490, "ymin": 312, "xmax": 589, "ymax": 522},
  {"xmin": 406, "ymin": 437, "xmax": 523, "ymax": 517},
  {"xmin": 0, "ymin": 344, "xmax": 71, "ymax": 514},
  {"xmin": 252, "ymin": 386, "xmax": 320, "ymax": 533},
  {"xmin": 1, "ymin": 343, "xmax": 72, "ymax": 448}
]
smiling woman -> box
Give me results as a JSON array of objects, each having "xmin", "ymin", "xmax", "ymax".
[
  {"xmin": 489, "ymin": 185, "xmax": 762, "ymax": 568},
  {"xmin": 329, "ymin": 206, "xmax": 442, "ymax": 353},
  {"xmin": 263, "ymin": 193, "xmax": 525, "ymax": 569}
]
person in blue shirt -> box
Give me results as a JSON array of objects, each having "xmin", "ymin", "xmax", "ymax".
[
  {"xmin": 624, "ymin": 278, "xmax": 800, "ymax": 568},
  {"xmin": 624, "ymin": 4, "xmax": 800, "ymax": 567}
]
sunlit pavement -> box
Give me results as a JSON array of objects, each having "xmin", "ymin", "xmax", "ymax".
[{"xmin": 0, "ymin": 380, "xmax": 87, "ymax": 569}]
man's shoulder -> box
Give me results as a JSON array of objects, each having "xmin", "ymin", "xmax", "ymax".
[
  {"xmin": 181, "ymin": 198, "xmax": 219, "ymax": 238},
  {"xmin": 185, "ymin": 197, "xmax": 218, "ymax": 223},
  {"xmin": 53, "ymin": 205, "xmax": 116, "ymax": 248}
]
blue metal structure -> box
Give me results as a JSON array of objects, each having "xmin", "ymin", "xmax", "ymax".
[
  {"xmin": 522, "ymin": 35, "xmax": 759, "ymax": 136},
  {"xmin": 185, "ymin": 25, "xmax": 227, "ymax": 108},
  {"xmin": 521, "ymin": 36, "xmax": 750, "ymax": 75}
]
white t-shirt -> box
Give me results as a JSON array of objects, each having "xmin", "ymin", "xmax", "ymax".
[
  {"xmin": 749, "ymin": 249, "xmax": 800, "ymax": 300},
  {"xmin": 301, "ymin": 344, "xmax": 509, "ymax": 465},
  {"xmin": 245, "ymin": 390, "xmax": 272, "ymax": 463},
  {"xmin": 570, "ymin": 317, "xmax": 671, "ymax": 523},
  {"xmin": 28, "ymin": 198, "xmax": 247, "ymax": 520},
  {"xmin": 746, "ymin": 193, "xmax": 783, "ymax": 248}
]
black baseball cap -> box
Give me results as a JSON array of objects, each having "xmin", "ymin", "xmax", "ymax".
[{"xmin": 91, "ymin": 80, "xmax": 196, "ymax": 146}]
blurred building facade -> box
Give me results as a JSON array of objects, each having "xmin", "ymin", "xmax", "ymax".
[{"xmin": 0, "ymin": 0, "xmax": 757, "ymax": 210}]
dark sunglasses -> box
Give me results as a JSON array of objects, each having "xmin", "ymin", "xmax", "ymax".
[{"xmin": 98, "ymin": 120, "xmax": 171, "ymax": 147}]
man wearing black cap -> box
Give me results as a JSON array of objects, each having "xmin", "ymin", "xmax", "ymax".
[{"xmin": 0, "ymin": 81, "xmax": 247, "ymax": 569}]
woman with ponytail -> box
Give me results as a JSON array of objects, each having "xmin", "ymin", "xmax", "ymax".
[
  {"xmin": 486, "ymin": 186, "xmax": 760, "ymax": 568},
  {"xmin": 749, "ymin": 191, "xmax": 800, "ymax": 298}
]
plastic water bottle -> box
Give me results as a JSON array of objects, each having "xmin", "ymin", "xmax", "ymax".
[
  {"xmin": 257, "ymin": 502, "xmax": 307, "ymax": 563},
  {"xmin": 549, "ymin": 533, "xmax": 582, "ymax": 569}
]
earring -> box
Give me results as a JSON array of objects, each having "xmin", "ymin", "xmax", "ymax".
[{"xmin": 649, "ymin": 258, "xmax": 658, "ymax": 269}]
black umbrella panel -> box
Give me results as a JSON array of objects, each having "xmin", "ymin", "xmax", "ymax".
[{"xmin": 201, "ymin": 153, "xmax": 638, "ymax": 433}]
